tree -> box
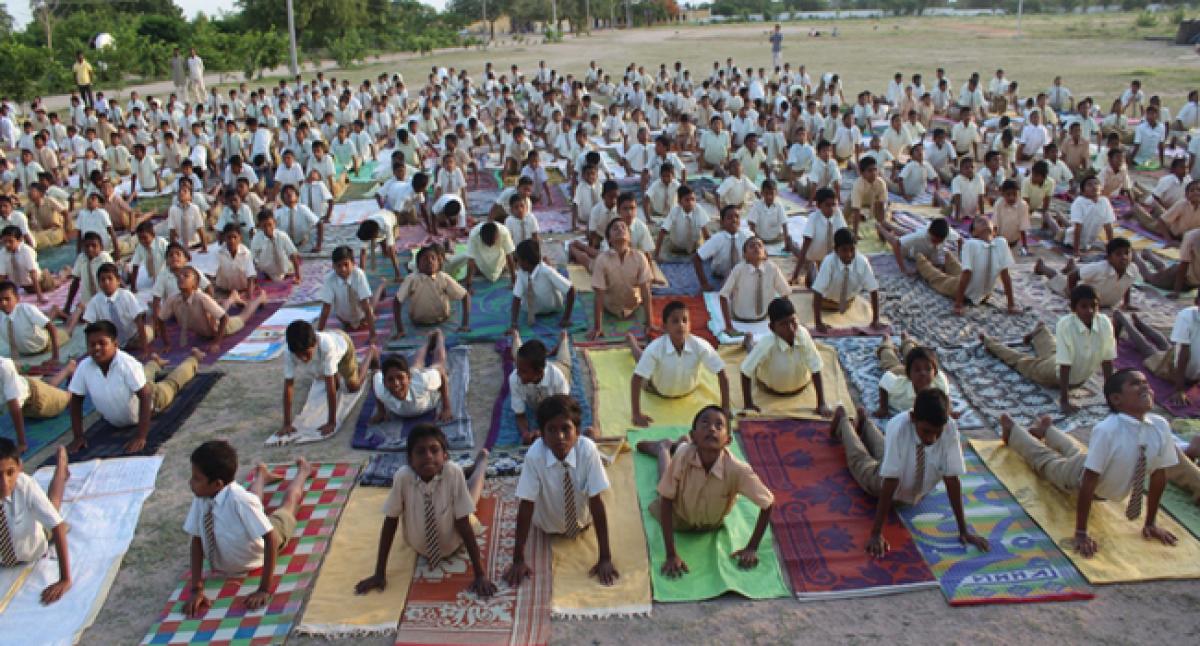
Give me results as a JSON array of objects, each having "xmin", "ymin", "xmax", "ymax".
[
  {"xmin": 236, "ymin": 0, "xmax": 367, "ymax": 47},
  {"xmin": 0, "ymin": 5, "xmax": 13, "ymax": 38}
]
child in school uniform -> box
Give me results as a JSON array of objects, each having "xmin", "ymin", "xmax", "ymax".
[
  {"xmin": 508, "ymin": 329, "xmax": 573, "ymax": 444},
  {"xmin": 316, "ymin": 245, "xmax": 379, "ymax": 345},
  {"xmin": 456, "ymin": 221, "xmax": 515, "ymax": 292},
  {"xmin": 1035, "ymin": 237, "xmax": 1139, "ymax": 309},
  {"xmin": 1020, "ymin": 161, "xmax": 1055, "ymax": 227},
  {"xmin": 166, "ymin": 183, "xmax": 208, "ymax": 252},
  {"xmin": 791, "ymin": 188, "xmax": 847, "ymax": 286},
  {"xmin": 504, "ymin": 193, "xmax": 540, "ymax": 246},
  {"xmin": 848, "ymin": 157, "xmax": 889, "ymax": 236},
  {"xmin": 873, "ymin": 338, "xmax": 951, "ymax": 418},
  {"xmin": 355, "ymin": 210, "xmax": 402, "ymax": 278},
  {"xmin": 393, "ymin": 245, "xmax": 471, "ymax": 338},
  {"xmin": 1135, "ymin": 231, "xmax": 1200, "ymax": 297},
  {"xmin": 916, "ymin": 216, "xmax": 1018, "ymax": 316},
  {"xmin": 1114, "ymin": 300, "xmax": 1200, "ymax": 409},
  {"xmin": 355, "ymin": 425, "xmax": 494, "ymax": 597},
  {"xmin": 148, "ymin": 242, "xmax": 213, "ymax": 323},
  {"xmin": 504, "ymin": 395, "xmax": 618, "ymax": 587},
  {"xmin": 251, "ymin": 210, "xmax": 302, "ymax": 284},
  {"xmin": 275, "ymin": 184, "xmax": 322, "ymax": 252},
  {"xmin": 182, "ymin": 441, "xmax": 314, "ymax": 616},
  {"xmin": 655, "ymin": 185, "xmax": 708, "ymax": 258},
  {"xmin": 279, "ymin": 320, "xmax": 376, "ymax": 440},
  {"xmin": 128, "ymin": 220, "xmax": 169, "ymax": 293},
  {"xmin": 811, "ymin": 228, "xmax": 882, "ymax": 333},
  {"xmin": 982, "ymin": 285, "xmax": 1115, "ymax": 414},
  {"xmin": 0, "ymin": 285, "xmax": 67, "ymax": 365},
  {"xmin": 895, "ymin": 143, "xmax": 940, "ymax": 205},
  {"xmin": 79, "ymin": 263, "xmax": 153, "ymax": 351},
  {"xmin": 1044, "ymin": 176, "xmax": 1116, "ymax": 255},
  {"xmin": 718, "ymin": 236, "xmax": 790, "ymax": 336},
  {"xmin": 301, "ymin": 169, "xmax": 335, "ymax": 223},
  {"xmin": 740, "ymin": 297, "xmax": 830, "ymax": 416},
  {"xmin": 746, "ymin": 179, "xmax": 788, "ymax": 246},
  {"xmin": 510, "ymin": 239, "xmax": 574, "ymax": 330},
  {"xmin": 643, "ymin": 164, "xmax": 680, "ymax": 220},
  {"xmin": 156, "ymin": 266, "xmax": 265, "ymax": 354},
  {"xmin": 636, "ymin": 406, "xmax": 775, "ymax": 577},
  {"xmin": 993, "ymin": 179, "xmax": 1031, "ymax": 251},
  {"xmin": 946, "ymin": 157, "xmax": 985, "ymax": 221},
  {"xmin": 694, "ymin": 205, "xmax": 752, "ymax": 291},
  {"xmin": 0, "ymin": 439, "xmax": 73, "ymax": 603},
  {"xmin": 1148, "ymin": 179, "xmax": 1200, "ymax": 245},
  {"xmin": 589, "ymin": 219, "xmax": 653, "ymax": 341},
  {"xmin": 213, "ymin": 225, "xmax": 257, "ymax": 298},
  {"xmin": 76, "ymin": 192, "xmax": 124, "ymax": 258},
  {"xmin": 67, "ymin": 321, "xmax": 205, "ymax": 453},
  {"xmin": 215, "ymin": 190, "xmax": 254, "ymax": 244},
  {"xmin": 0, "ymin": 226, "xmax": 58, "ymax": 302},
  {"xmin": 716, "ymin": 160, "xmax": 757, "ymax": 210},
  {"xmin": 998, "ymin": 370, "xmax": 1180, "ymax": 557},
  {"xmin": 0, "ymin": 358, "xmax": 77, "ymax": 454},
  {"xmin": 368, "ymin": 330, "xmax": 455, "ymax": 425},
  {"xmin": 627, "ymin": 299, "xmax": 731, "ymax": 427},
  {"xmin": 830, "ymin": 390, "xmax": 988, "ymax": 557},
  {"xmin": 572, "ymin": 164, "xmax": 603, "ymax": 231},
  {"xmin": 521, "ymin": 151, "xmax": 554, "ymax": 207}
]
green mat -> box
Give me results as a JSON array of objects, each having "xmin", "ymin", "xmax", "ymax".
[
  {"xmin": 1163, "ymin": 484, "xmax": 1200, "ymax": 540},
  {"xmin": 628, "ymin": 426, "xmax": 791, "ymax": 602}
]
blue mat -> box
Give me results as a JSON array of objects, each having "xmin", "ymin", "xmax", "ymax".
[
  {"xmin": 1, "ymin": 398, "xmax": 93, "ymax": 459},
  {"xmin": 350, "ymin": 346, "xmax": 473, "ymax": 451},
  {"xmin": 487, "ymin": 338, "xmax": 594, "ymax": 448},
  {"xmin": 37, "ymin": 243, "xmax": 78, "ymax": 274},
  {"xmin": 654, "ymin": 261, "xmax": 723, "ymax": 296}
]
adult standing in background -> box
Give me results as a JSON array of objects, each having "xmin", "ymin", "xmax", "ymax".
[
  {"xmin": 186, "ymin": 48, "xmax": 206, "ymax": 105},
  {"xmin": 170, "ymin": 48, "xmax": 187, "ymax": 98},
  {"xmin": 769, "ymin": 24, "xmax": 784, "ymax": 70},
  {"xmin": 73, "ymin": 51, "xmax": 95, "ymax": 108}
]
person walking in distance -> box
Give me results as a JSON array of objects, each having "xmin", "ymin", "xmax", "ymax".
[
  {"xmin": 186, "ymin": 48, "xmax": 206, "ymax": 105},
  {"xmin": 171, "ymin": 48, "xmax": 187, "ymax": 98},
  {"xmin": 73, "ymin": 52, "xmax": 95, "ymax": 109},
  {"xmin": 769, "ymin": 25, "xmax": 784, "ymax": 70}
]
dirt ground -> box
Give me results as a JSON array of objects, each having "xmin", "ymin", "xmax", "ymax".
[{"xmin": 23, "ymin": 13, "xmax": 1200, "ymax": 646}]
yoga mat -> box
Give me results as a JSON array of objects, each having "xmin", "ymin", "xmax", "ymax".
[
  {"xmin": 13, "ymin": 327, "xmax": 86, "ymax": 373},
  {"xmin": 47, "ymin": 372, "xmax": 222, "ymax": 466},
  {"xmin": 35, "ymin": 243, "xmax": 78, "ymax": 274},
  {"xmin": 487, "ymin": 340, "xmax": 594, "ymax": 448},
  {"xmin": 221, "ymin": 305, "xmax": 323, "ymax": 363},
  {"xmin": 285, "ymin": 259, "xmax": 334, "ymax": 306},
  {"xmin": 358, "ymin": 448, "xmax": 528, "ymax": 488},
  {"xmin": 628, "ymin": 426, "xmax": 790, "ymax": 602},
  {"xmin": 533, "ymin": 205, "xmax": 573, "ymax": 234},
  {"xmin": 549, "ymin": 448, "xmax": 652, "ymax": 618},
  {"xmin": 156, "ymin": 280, "xmax": 293, "ymax": 366},
  {"xmin": 704, "ymin": 290, "xmax": 889, "ymax": 344},
  {"xmin": 566, "ymin": 258, "xmax": 671, "ymax": 294},
  {"xmin": 738, "ymin": 418, "xmax": 937, "ymax": 599},
  {"xmin": 265, "ymin": 373, "xmax": 372, "ymax": 446},
  {"xmin": 351, "ymin": 346, "xmax": 473, "ymax": 451},
  {"xmin": 296, "ymin": 487, "xmax": 416, "ymax": 637},
  {"xmin": 395, "ymin": 477, "xmax": 551, "ymax": 645},
  {"xmin": 0, "ymin": 456, "xmax": 161, "ymax": 646},
  {"xmin": 328, "ymin": 199, "xmax": 382, "ymax": 226},
  {"xmin": 897, "ymin": 445, "xmax": 1094, "ymax": 605},
  {"xmin": 724, "ymin": 343, "xmax": 855, "ymax": 420},
  {"xmin": 1161, "ymin": 484, "xmax": 1200, "ymax": 540},
  {"xmin": 1, "ymin": 398, "xmax": 95, "ymax": 459},
  {"xmin": 142, "ymin": 462, "xmax": 359, "ymax": 645},
  {"xmin": 654, "ymin": 260, "xmax": 717, "ymax": 296},
  {"xmin": 972, "ymin": 439, "xmax": 1200, "ymax": 584},
  {"xmin": 1114, "ymin": 339, "xmax": 1200, "ymax": 418},
  {"xmin": 18, "ymin": 279, "xmax": 71, "ymax": 311}
]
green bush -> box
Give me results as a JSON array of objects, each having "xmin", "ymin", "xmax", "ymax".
[
  {"xmin": 328, "ymin": 29, "xmax": 367, "ymax": 67},
  {"xmin": 1170, "ymin": 6, "xmax": 1186, "ymax": 25},
  {"xmin": 0, "ymin": 41, "xmax": 57, "ymax": 100},
  {"xmin": 1134, "ymin": 11, "xmax": 1157, "ymax": 28}
]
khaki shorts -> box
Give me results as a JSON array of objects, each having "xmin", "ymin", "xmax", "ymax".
[
  {"xmin": 334, "ymin": 330, "xmax": 359, "ymax": 383},
  {"xmin": 269, "ymin": 508, "xmax": 297, "ymax": 550},
  {"xmin": 23, "ymin": 377, "xmax": 70, "ymax": 419}
]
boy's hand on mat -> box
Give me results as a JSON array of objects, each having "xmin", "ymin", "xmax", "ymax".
[
  {"xmin": 865, "ymin": 533, "xmax": 889, "ymax": 557},
  {"xmin": 243, "ymin": 590, "xmax": 271, "ymax": 610},
  {"xmin": 458, "ymin": 325, "xmax": 471, "ymax": 333},
  {"xmin": 558, "ymin": 315, "xmax": 571, "ymax": 328},
  {"xmin": 355, "ymin": 574, "xmax": 387, "ymax": 594},
  {"xmin": 815, "ymin": 405, "xmax": 833, "ymax": 418},
  {"xmin": 952, "ymin": 304, "xmax": 965, "ymax": 316},
  {"xmin": 1006, "ymin": 305, "xmax": 1021, "ymax": 315},
  {"xmin": 959, "ymin": 531, "xmax": 990, "ymax": 552},
  {"xmin": 40, "ymin": 578, "xmax": 71, "ymax": 604},
  {"xmin": 732, "ymin": 547, "xmax": 759, "ymax": 569},
  {"xmin": 632, "ymin": 412, "xmax": 654, "ymax": 427},
  {"xmin": 469, "ymin": 575, "xmax": 498, "ymax": 598},
  {"xmin": 1143, "ymin": 525, "xmax": 1178, "ymax": 547},
  {"xmin": 589, "ymin": 558, "xmax": 619, "ymax": 586},
  {"xmin": 724, "ymin": 326, "xmax": 738, "ymax": 336},
  {"xmin": 503, "ymin": 560, "xmax": 532, "ymax": 587},
  {"xmin": 661, "ymin": 554, "xmax": 689, "ymax": 578},
  {"xmin": 208, "ymin": 342, "xmax": 220, "ymax": 354},
  {"xmin": 124, "ymin": 436, "xmax": 148, "ymax": 453},
  {"xmin": 186, "ymin": 591, "xmax": 212, "ymax": 618},
  {"xmin": 1072, "ymin": 532, "xmax": 1098, "ymax": 558}
]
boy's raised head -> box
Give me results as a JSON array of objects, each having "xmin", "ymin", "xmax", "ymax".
[
  {"xmin": 1105, "ymin": 237, "xmax": 1133, "ymax": 271},
  {"xmin": 285, "ymin": 320, "xmax": 318, "ymax": 360},
  {"xmin": 96, "ymin": 262, "xmax": 121, "ymax": 293},
  {"xmin": 689, "ymin": 405, "xmax": 730, "ymax": 451},
  {"xmin": 814, "ymin": 187, "xmax": 836, "ymax": 210},
  {"xmin": 0, "ymin": 437, "xmax": 21, "ymax": 495},
  {"xmin": 1069, "ymin": 284, "xmax": 1100, "ymax": 325},
  {"xmin": 415, "ymin": 244, "xmax": 442, "ymax": 275},
  {"xmin": 536, "ymin": 394, "xmax": 583, "ymax": 460},
  {"xmin": 84, "ymin": 320, "xmax": 120, "ymax": 365},
  {"xmin": 81, "ymin": 232, "xmax": 103, "ymax": 256},
  {"xmin": 742, "ymin": 236, "xmax": 766, "ymax": 265},
  {"xmin": 904, "ymin": 346, "xmax": 940, "ymax": 391},
  {"xmin": 833, "ymin": 227, "xmax": 856, "ymax": 263},
  {"xmin": 331, "ymin": 245, "xmax": 355, "ymax": 276},
  {"xmin": 189, "ymin": 440, "xmax": 238, "ymax": 497},
  {"xmin": 662, "ymin": 300, "xmax": 690, "ymax": 342},
  {"xmin": 927, "ymin": 218, "xmax": 950, "ymax": 244},
  {"xmin": 1103, "ymin": 368, "xmax": 1153, "ymax": 416},
  {"xmin": 858, "ymin": 156, "xmax": 877, "ymax": 179},
  {"xmin": 718, "ymin": 205, "xmax": 740, "ymax": 232},
  {"xmin": 406, "ymin": 423, "xmax": 449, "ymax": 481},
  {"xmin": 911, "ymin": 388, "xmax": 951, "ymax": 443},
  {"xmin": 514, "ymin": 239, "xmax": 541, "ymax": 271},
  {"xmin": 515, "ymin": 339, "xmax": 549, "ymax": 384},
  {"xmin": 380, "ymin": 354, "xmax": 412, "ymax": 398},
  {"xmin": 767, "ymin": 296, "xmax": 798, "ymax": 343},
  {"xmin": 411, "ymin": 172, "xmax": 429, "ymax": 192}
]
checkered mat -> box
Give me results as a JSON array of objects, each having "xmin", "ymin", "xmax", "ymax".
[{"xmin": 140, "ymin": 462, "xmax": 359, "ymax": 646}]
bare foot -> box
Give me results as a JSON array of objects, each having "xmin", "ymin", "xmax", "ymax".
[
  {"xmin": 295, "ymin": 456, "xmax": 313, "ymax": 479},
  {"xmin": 829, "ymin": 405, "xmax": 846, "ymax": 439},
  {"xmin": 999, "ymin": 413, "xmax": 1015, "ymax": 444},
  {"xmin": 190, "ymin": 347, "xmax": 207, "ymax": 362},
  {"xmin": 147, "ymin": 352, "xmax": 167, "ymax": 369},
  {"xmin": 255, "ymin": 462, "xmax": 284, "ymax": 485},
  {"xmin": 1033, "ymin": 258, "xmax": 1046, "ymax": 275},
  {"xmin": 1030, "ymin": 415, "xmax": 1052, "ymax": 441},
  {"xmin": 1022, "ymin": 322, "xmax": 1045, "ymax": 345}
]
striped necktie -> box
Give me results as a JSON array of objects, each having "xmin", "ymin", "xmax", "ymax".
[
  {"xmin": 838, "ymin": 265, "xmax": 851, "ymax": 313},
  {"xmin": 914, "ymin": 442, "xmax": 927, "ymax": 495},
  {"xmin": 562, "ymin": 464, "xmax": 580, "ymax": 538},
  {"xmin": 1126, "ymin": 445, "xmax": 1146, "ymax": 520},
  {"xmin": 203, "ymin": 505, "xmax": 220, "ymax": 565},
  {"xmin": 0, "ymin": 504, "xmax": 19, "ymax": 566},
  {"xmin": 422, "ymin": 489, "xmax": 442, "ymax": 567}
]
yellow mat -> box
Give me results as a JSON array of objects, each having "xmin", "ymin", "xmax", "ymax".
[
  {"xmin": 1118, "ymin": 226, "xmax": 1180, "ymax": 260},
  {"xmin": 550, "ymin": 449, "xmax": 652, "ymax": 617},
  {"xmin": 792, "ymin": 290, "xmax": 886, "ymax": 330},
  {"xmin": 972, "ymin": 438, "xmax": 1200, "ymax": 584},
  {"xmin": 568, "ymin": 262, "xmax": 669, "ymax": 293},
  {"xmin": 587, "ymin": 343, "xmax": 853, "ymax": 438},
  {"xmin": 298, "ymin": 487, "xmax": 417, "ymax": 636}
]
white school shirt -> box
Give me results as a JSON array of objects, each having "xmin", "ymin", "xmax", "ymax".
[
  {"xmin": 0, "ymin": 211, "xmax": 32, "ymax": 243},
  {"xmin": 1, "ymin": 472, "xmax": 63, "ymax": 563},
  {"xmin": 0, "ymin": 357, "xmax": 30, "ymax": 409},
  {"xmin": 82, "ymin": 289, "xmax": 146, "ymax": 347},
  {"xmin": 572, "ymin": 181, "xmax": 602, "ymax": 223},
  {"xmin": 959, "ymin": 238, "xmax": 1014, "ymax": 305},
  {"xmin": 801, "ymin": 210, "xmax": 849, "ymax": 261},
  {"xmin": 1055, "ymin": 313, "xmax": 1117, "ymax": 385},
  {"xmin": 76, "ymin": 208, "xmax": 114, "ymax": 247},
  {"xmin": 698, "ymin": 229, "xmax": 753, "ymax": 277},
  {"xmin": 383, "ymin": 180, "xmax": 423, "ymax": 214},
  {"xmin": 216, "ymin": 205, "xmax": 255, "ymax": 240},
  {"xmin": 1075, "ymin": 260, "xmax": 1140, "ymax": 308},
  {"xmin": 1018, "ymin": 124, "xmax": 1049, "ymax": 157},
  {"xmin": 373, "ymin": 368, "xmax": 441, "ymax": 417},
  {"xmin": 979, "ymin": 166, "xmax": 1006, "ymax": 194},
  {"xmin": 1046, "ymin": 159, "xmax": 1074, "ymax": 188},
  {"xmin": 699, "ymin": 129, "xmax": 731, "ymax": 164},
  {"xmin": 1086, "ymin": 413, "xmax": 1177, "ymax": 501},
  {"xmin": 661, "ymin": 205, "xmax": 709, "ymax": 248},
  {"xmin": 504, "ymin": 213, "xmax": 540, "ymax": 245},
  {"xmin": 466, "ymin": 221, "xmax": 516, "ymax": 281},
  {"xmin": 0, "ymin": 244, "xmax": 40, "ymax": 288},
  {"xmin": 644, "ymin": 179, "xmax": 680, "ymax": 216},
  {"xmin": 283, "ymin": 329, "xmax": 350, "ymax": 380},
  {"xmin": 878, "ymin": 370, "xmax": 951, "ymax": 414},
  {"xmin": 811, "ymin": 252, "xmax": 878, "ymax": 303},
  {"xmin": 899, "ymin": 226, "xmax": 960, "ymax": 261},
  {"xmin": 273, "ymin": 204, "xmax": 319, "ymax": 246},
  {"xmin": 633, "ymin": 334, "xmax": 724, "ymax": 398},
  {"xmin": 787, "ymin": 143, "xmax": 815, "ymax": 172},
  {"xmin": 1169, "ymin": 307, "xmax": 1200, "ymax": 381},
  {"xmin": 71, "ymin": 252, "xmax": 114, "ymax": 305},
  {"xmin": 132, "ymin": 155, "xmax": 159, "ymax": 191},
  {"xmin": 951, "ymin": 174, "xmax": 986, "ymax": 218},
  {"xmin": 437, "ymin": 167, "xmax": 466, "ymax": 195},
  {"xmin": 587, "ymin": 201, "xmax": 619, "ymax": 236},
  {"xmin": 168, "ymin": 203, "xmax": 205, "ymax": 247},
  {"xmin": 251, "ymin": 229, "xmax": 298, "ymax": 280},
  {"xmin": 300, "ymin": 181, "xmax": 333, "ymax": 215},
  {"xmin": 879, "ymin": 411, "xmax": 966, "ymax": 505},
  {"xmin": 807, "ymin": 157, "xmax": 841, "ymax": 188},
  {"xmin": 67, "ymin": 350, "xmax": 146, "ymax": 426},
  {"xmin": 831, "ymin": 124, "xmax": 861, "ymax": 159},
  {"xmin": 515, "ymin": 437, "xmax": 611, "ymax": 535},
  {"xmin": 746, "ymin": 199, "xmax": 787, "ymax": 241},
  {"xmin": 318, "ymin": 268, "xmax": 372, "ymax": 323},
  {"xmin": 950, "ymin": 122, "xmax": 978, "ymax": 154},
  {"xmin": 508, "ymin": 360, "xmax": 570, "ymax": 417},
  {"xmin": 926, "ymin": 142, "xmax": 956, "ymax": 173},
  {"xmin": 183, "ymin": 483, "xmax": 275, "ymax": 575},
  {"xmin": 717, "ymin": 174, "xmax": 757, "ymax": 207},
  {"xmin": 1132, "ymin": 120, "xmax": 1165, "ymax": 165},
  {"xmin": 273, "ymin": 162, "xmax": 305, "ymax": 189},
  {"xmin": 306, "ymin": 155, "xmax": 337, "ymax": 181},
  {"xmin": 216, "ymin": 244, "xmax": 256, "ymax": 282},
  {"xmin": 898, "ymin": 160, "xmax": 937, "ymax": 198},
  {"xmin": 363, "ymin": 210, "xmax": 397, "ymax": 247},
  {"xmin": 1150, "ymin": 174, "xmax": 1185, "ymax": 209},
  {"xmin": 513, "ymin": 262, "xmax": 572, "ymax": 315},
  {"xmin": 1065, "ymin": 196, "xmax": 1116, "ymax": 250}
]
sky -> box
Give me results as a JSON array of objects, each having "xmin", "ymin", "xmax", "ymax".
[{"xmin": 7, "ymin": 0, "xmax": 449, "ymax": 29}]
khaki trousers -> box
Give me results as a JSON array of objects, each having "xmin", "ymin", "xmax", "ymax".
[
  {"xmin": 1008, "ymin": 424, "xmax": 1086, "ymax": 493},
  {"xmin": 144, "ymin": 356, "xmax": 199, "ymax": 412},
  {"xmin": 916, "ymin": 252, "xmax": 962, "ymax": 298},
  {"xmin": 22, "ymin": 377, "xmax": 70, "ymax": 418},
  {"xmin": 983, "ymin": 326, "xmax": 1062, "ymax": 388},
  {"xmin": 839, "ymin": 414, "xmax": 886, "ymax": 498}
]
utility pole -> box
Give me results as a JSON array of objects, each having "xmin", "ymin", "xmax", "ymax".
[
  {"xmin": 552, "ymin": 0, "xmax": 558, "ymax": 34},
  {"xmin": 1016, "ymin": 0, "xmax": 1024, "ymax": 38},
  {"xmin": 624, "ymin": 0, "xmax": 631, "ymax": 29},
  {"xmin": 585, "ymin": 0, "xmax": 590, "ymax": 34},
  {"xmin": 286, "ymin": 0, "xmax": 299, "ymax": 75}
]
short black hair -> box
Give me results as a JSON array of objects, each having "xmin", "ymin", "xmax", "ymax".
[
  {"xmin": 0, "ymin": 437, "xmax": 20, "ymax": 462},
  {"xmin": 191, "ymin": 440, "xmax": 238, "ymax": 484},
  {"xmin": 1069, "ymin": 284, "xmax": 1098, "ymax": 308},
  {"xmin": 1105, "ymin": 237, "xmax": 1132, "ymax": 256},
  {"xmin": 0, "ymin": 280, "xmax": 15, "ymax": 296},
  {"xmin": 331, "ymin": 245, "xmax": 354, "ymax": 264},
  {"xmin": 928, "ymin": 218, "xmax": 950, "ymax": 240},
  {"xmin": 516, "ymin": 339, "xmax": 548, "ymax": 370},
  {"xmin": 1103, "ymin": 368, "xmax": 1143, "ymax": 412},
  {"xmin": 814, "ymin": 187, "xmax": 836, "ymax": 204},
  {"xmin": 662, "ymin": 299, "xmax": 687, "ymax": 323},
  {"xmin": 381, "ymin": 353, "xmax": 410, "ymax": 374},
  {"xmin": 406, "ymin": 423, "xmax": 449, "ymax": 459},
  {"xmin": 904, "ymin": 346, "xmax": 939, "ymax": 377},
  {"xmin": 480, "ymin": 221, "xmax": 499, "ymax": 246},
  {"xmin": 356, "ymin": 218, "xmax": 381, "ymax": 240},
  {"xmin": 536, "ymin": 394, "xmax": 582, "ymax": 430},
  {"xmin": 767, "ymin": 296, "xmax": 795, "ymax": 323},
  {"xmin": 690, "ymin": 404, "xmax": 726, "ymax": 431},
  {"xmin": 858, "ymin": 156, "xmax": 877, "ymax": 172},
  {"xmin": 515, "ymin": 238, "xmax": 541, "ymax": 266},
  {"xmin": 285, "ymin": 320, "xmax": 318, "ymax": 354},
  {"xmin": 411, "ymin": 172, "xmax": 429, "ymax": 191},
  {"xmin": 84, "ymin": 320, "xmax": 118, "ymax": 340},
  {"xmin": 96, "ymin": 262, "xmax": 120, "ymax": 280},
  {"xmin": 912, "ymin": 388, "xmax": 950, "ymax": 427},
  {"xmin": 0, "ymin": 225, "xmax": 21, "ymax": 239},
  {"xmin": 833, "ymin": 227, "xmax": 855, "ymax": 250}
]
